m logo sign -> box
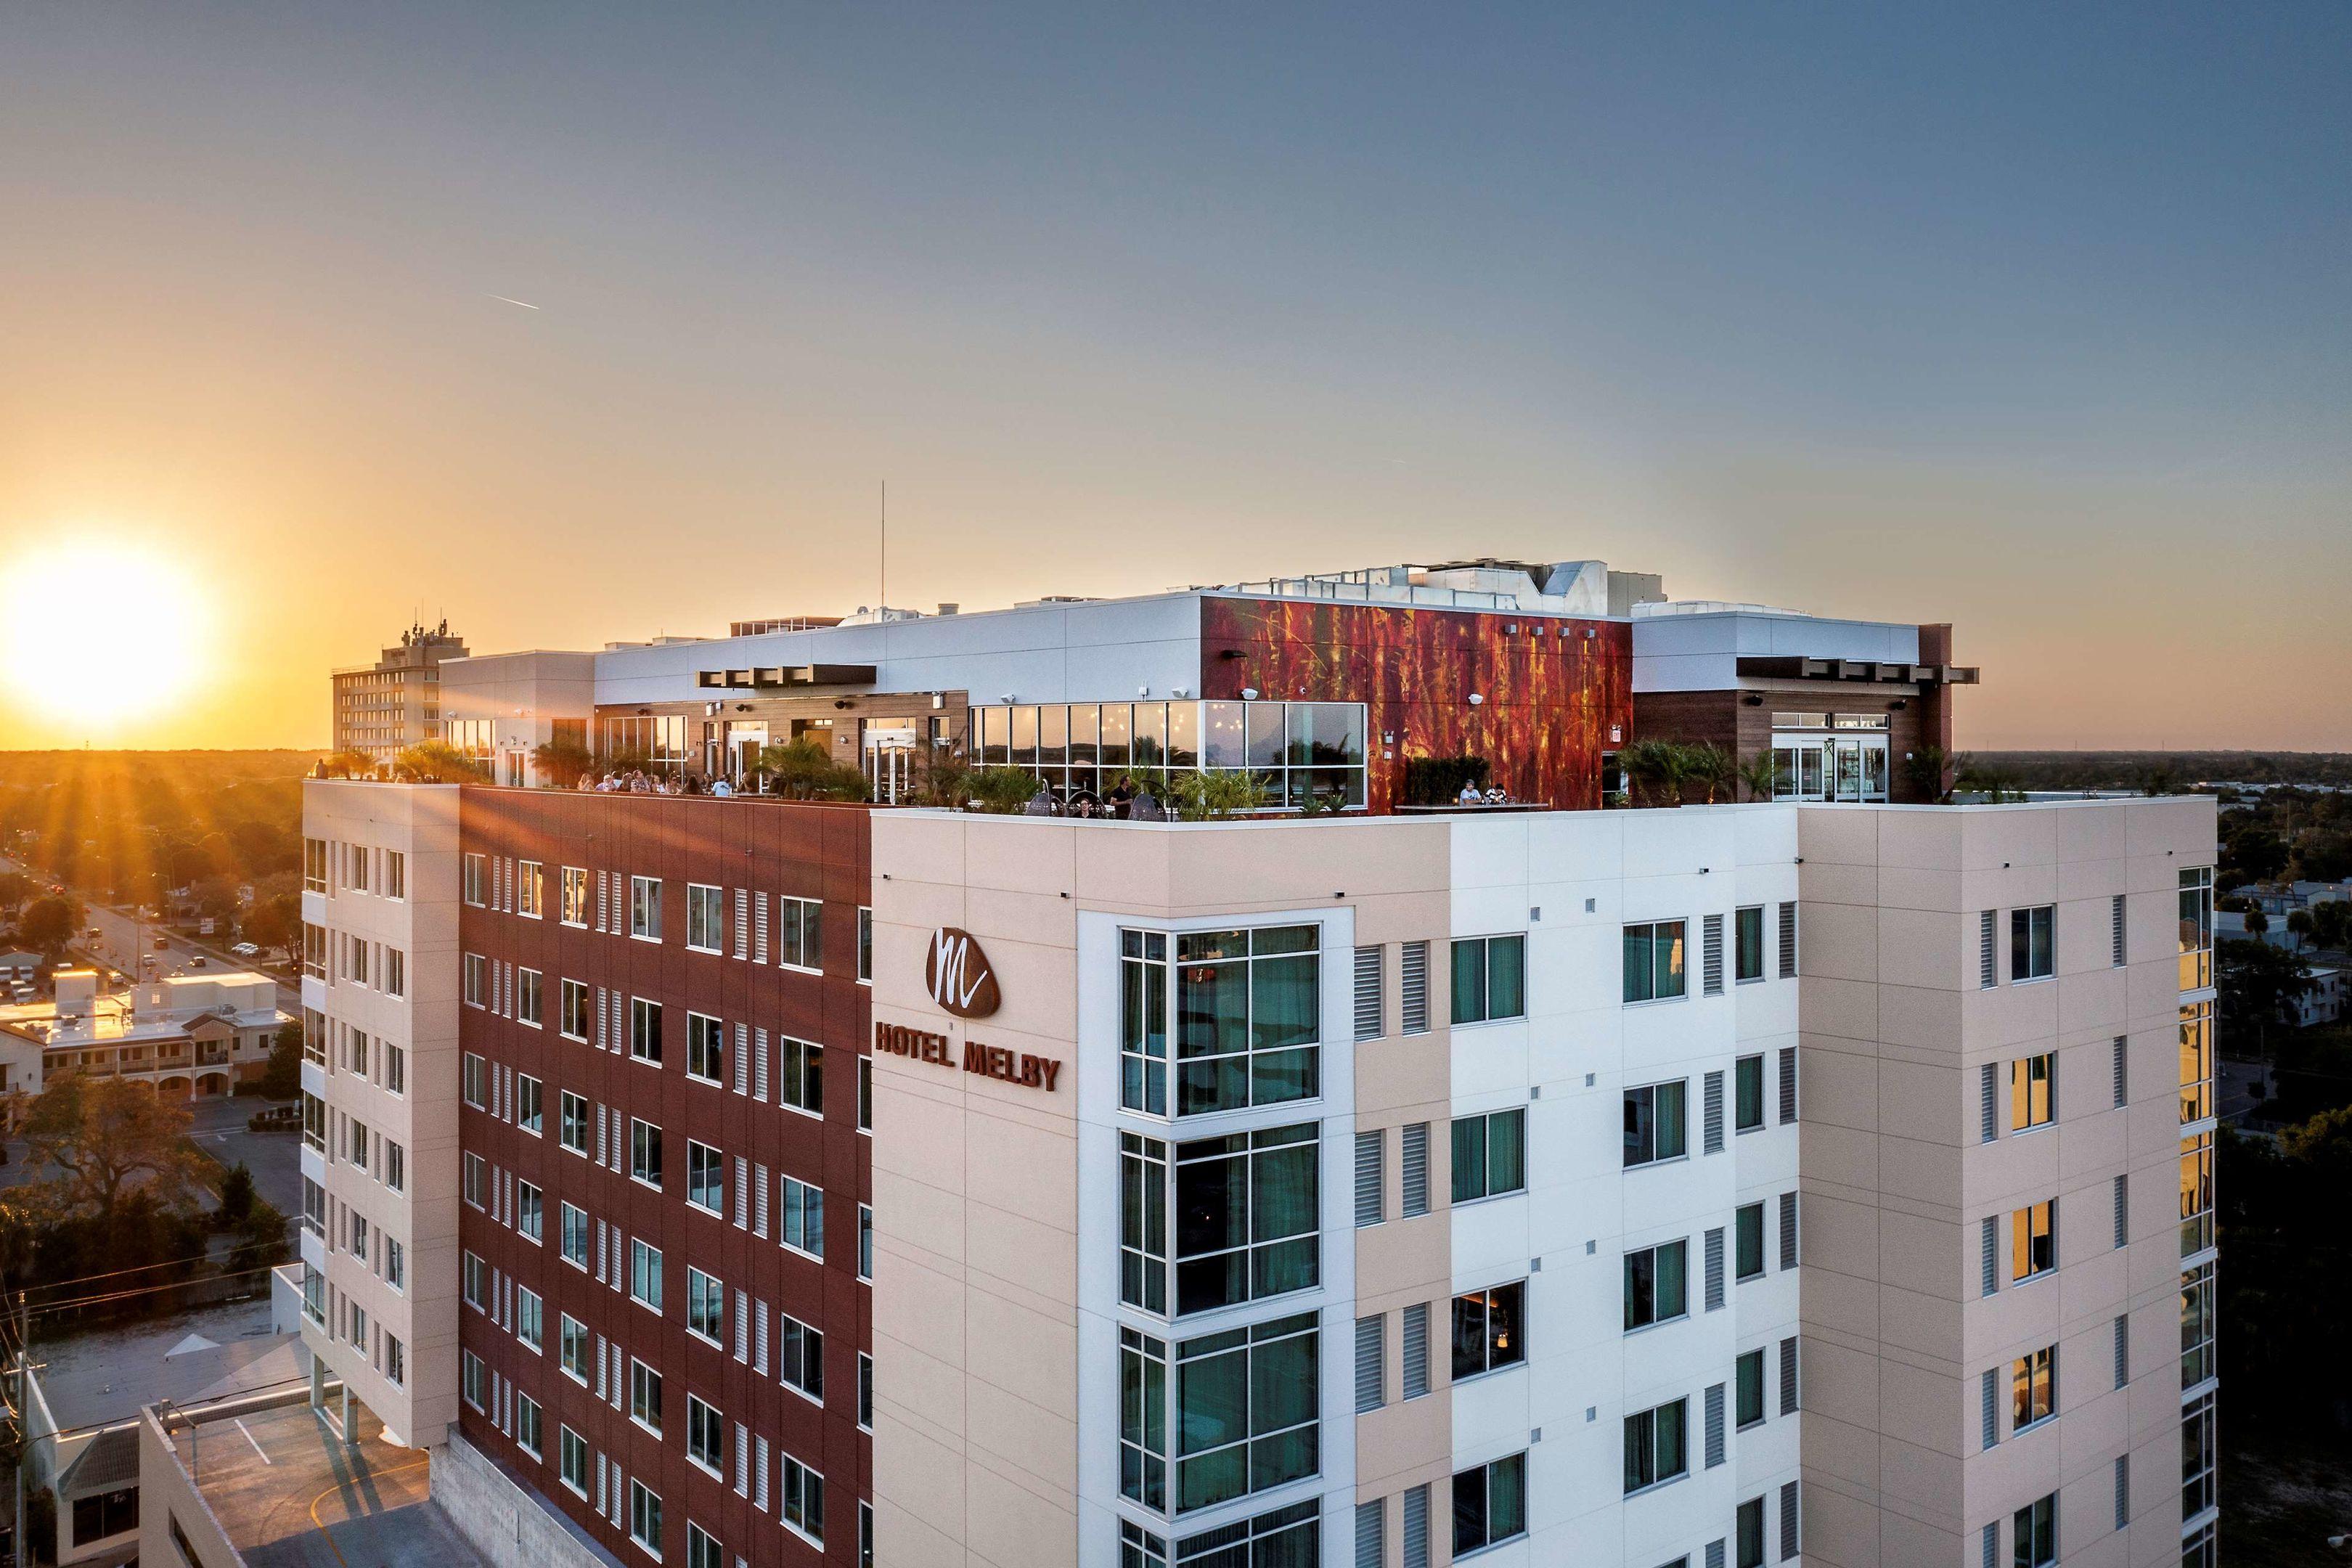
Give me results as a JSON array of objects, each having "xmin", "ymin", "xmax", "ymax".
[{"xmin": 926, "ymin": 927, "xmax": 1001, "ymax": 1019}]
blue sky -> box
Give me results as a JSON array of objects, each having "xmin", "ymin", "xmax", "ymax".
[{"xmin": 1, "ymin": 3, "xmax": 2345, "ymax": 746}]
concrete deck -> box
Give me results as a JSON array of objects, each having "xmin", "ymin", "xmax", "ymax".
[{"xmin": 179, "ymin": 1399, "xmax": 484, "ymax": 1568}]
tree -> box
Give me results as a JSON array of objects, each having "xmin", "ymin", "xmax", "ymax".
[
  {"xmin": 2244, "ymin": 907, "xmax": 2269, "ymax": 938},
  {"xmin": 23, "ymin": 1074, "xmax": 205, "ymax": 1228},
  {"xmin": 242, "ymin": 893, "xmax": 301, "ymax": 970},
  {"xmin": 261, "ymin": 1018, "xmax": 303, "ymax": 1099},
  {"xmin": 392, "ymin": 740, "xmax": 486, "ymax": 783},
  {"xmin": 2216, "ymin": 937, "xmax": 2311, "ymax": 1041},
  {"xmin": 2222, "ymin": 825, "xmax": 2288, "ymax": 884},
  {"xmin": 216, "ymin": 1161, "xmax": 258, "ymax": 1230},
  {"xmin": 2284, "ymin": 907, "xmax": 2314, "ymax": 952},
  {"xmin": 751, "ymin": 742, "xmax": 870, "ymax": 801},
  {"xmin": 532, "ymin": 738, "xmax": 596, "ymax": 788},
  {"xmin": 1737, "ymin": 750, "xmax": 1781, "ymax": 804},
  {"xmin": 1164, "ymin": 769, "xmax": 1267, "ymax": 821},
  {"xmin": 318, "ymin": 749, "xmax": 380, "ymax": 779},
  {"xmin": 0, "ymin": 870, "xmax": 33, "ymax": 914},
  {"xmin": 1682, "ymin": 743, "xmax": 1737, "ymax": 804},
  {"xmin": 18, "ymin": 894, "xmax": 84, "ymax": 958}
]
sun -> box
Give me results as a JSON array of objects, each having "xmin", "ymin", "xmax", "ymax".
[{"xmin": 3, "ymin": 539, "xmax": 212, "ymax": 730}]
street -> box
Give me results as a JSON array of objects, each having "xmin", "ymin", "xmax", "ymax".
[{"xmin": 1, "ymin": 851, "xmax": 293, "ymax": 984}]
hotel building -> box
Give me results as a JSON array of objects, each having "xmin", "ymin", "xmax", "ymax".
[
  {"xmin": 332, "ymin": 621, "xmax": 470, "ymax": 764},
  {"xmin": 298, "ymin": 560, "xmax": 2213, "ymax": 1568}
]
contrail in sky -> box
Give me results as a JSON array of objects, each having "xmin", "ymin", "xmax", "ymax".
[{"xmin": 489, "ymin": 295, "xmax": 541, "ymax": 311}]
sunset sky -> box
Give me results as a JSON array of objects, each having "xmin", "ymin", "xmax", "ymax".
[{"xmin": 2, "ymin": 4, "xmax": 2346, "ymax": 751}]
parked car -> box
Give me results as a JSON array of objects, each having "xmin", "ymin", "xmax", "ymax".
[{"xmin": 232, "ymin": 942, "xmax": 259, "ymax": 958}]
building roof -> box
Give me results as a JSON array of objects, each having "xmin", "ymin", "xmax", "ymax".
[{"xmin": 57, "ymin": 1424, "xmax": 140, "ymax": 1496}]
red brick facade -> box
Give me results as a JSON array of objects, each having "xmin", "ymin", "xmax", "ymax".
[{"xmin": 457, "ymin": 790, "xmax": 873, "ymax": 1567}]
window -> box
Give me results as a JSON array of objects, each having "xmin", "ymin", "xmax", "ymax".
[
  {"xmin": 686, "ymin": 1524, "xmax": 721, "ymax": 1568},
  {"xmin": 630, "ymin": 1359, "xmax": 664, "ymax": 1432},
  {"xmin": 1736, "ymin": 1348, "xmax": 1765, "ymax": 1429},
  {"xmin": 629, "ymin": 1479, "xmax": 663, "ymax": 1559},
  {"xmin": 1735, "ymin": 1202, "xmax": 1765, "ymax": 1281},
  {"xmin": 1736, "ymin": 1498, "xmax": 1765, "ymax": 1568},
  {"xmin": 1171, "ymin": 1123, "xmax": 1318, "ymax": 1314},
  {"xmin": 780, "ymin": 1311, "xmax": 825, "ymax": 1401},
  {"xmin": 857, "ymin": 906, "xmax": 873, "ymax": 984},
  {"xmin": 560, "ymin": 1314, "xmax": 592, "ymax": 1381},
  {"xmin": 1450, "ymin": 1108, "xmax": 1525, "ymax": 1203},
  {"xmin": 686, "ymin": 884, "xmax": 724, "ymax": 952},
  {"xmin": 383, "ymin": 849, "xmax": 404, "ymax": 899},
  {"xmin": 1122, "ymin": 1134, "xmax": 1170, "ymax": 1312},
  {"xmin": 518, "ymin": 859, "xmax": 544, "ymax": 918},
  {"xmin": 1451, "ymin": 1453, "xmax": 1526, "ymax": 1556},
  {"xmin": 1450, "ymin": 934, "xmax": 1526, "ymax": 1025},
  {"xmin": 559, "ymin": 1092, "xmax": 589, "ymax": 1153},
  {"xmin": 2012, "ymin": 1199, "xmax": 2056, "ymax": 1282},
  {"xmin": 1734, "ymin": 905, "xmax": 1765, "ymax": 983},
  {"xmin": 779, "ymin": 1036, "xmax": 824, "ymax": 1114},
  {"xmin": 1122, "ymin": 925, "xmax": 1321, "ymax": 1117},
  {"xmin": 561, "ymin": 866, "xmax": 589, "ymax": 926},
  {"xmin": 2181, "ymin": 1390, "xmax": 2216, "ymax": 1519},
  {"xmin": 1623, "ymin": 1241, "xmax": 1688, "ymax": 1331},
  {"xmin": 630, "ymin": 997, "xmax": 663, "ymax": 1063},
  {"xmin": 1172, "ymin": 1503, "xmax": 1317, "ymax": 1566},
  {"xmin": 463, "ymin": 853, "xmax": 487, "ymax": 907},
  {"xmin": 1622, "ymin": 920, "xmax": 1689, "ymax": 1004},
  {"xmin": 859, "ymin": 1204, "xmax": 873, "ymax": 1281},
  {"xmin": 687, "ymin": 1267, "xmax": 724, "ymax": 1343},
  {"xmin": 2181, "ymin": 1260, "xmax": 2216, "ymax": 1388},
  {"xmin": 1170, "ymin": 1312, "xmax": 1318, "ymax": 1513},
  {"xmin": 560, "ymin": 979, "xmax": 590, "ymax": 1040},
  {"xmin": 1120, "ymin": 1328, "xmax": 1169, "ymax": 1511},
  {"xmin": 631, "ymin": 1119, "xmax": 664, "ymax": 1188},
  {"xmin": 858, "ymin": 1055, "xmax": 873, "ymax": 1132},
  {"xmin": 772, "ymin": 895, "xmax": 823, "ymax": 971},
  {"xmin": 1725, "ymin": 1056, "xmax": 1763, "ymax": 1140},
  {"xmin": 686, "ymin": 1140, "xmax": 723, "ymax": 1213},
  {"xmin": 304, "ymin": 838, "xmax": 327, "ymax": 894},
  {"xmin": 462, "ymin": 952, "xmax": 486, "ymax": 1007},
  {"xmin": 515, "ymin": 1073, "xmax": 543, "ymax": 1134},
  {"xmin": 516, "ymin": 1180, "xmax": 543, "ymax": 1241},
  {"xmin": 462, "ymin": 1349, "xmax": 487, "ymax": 1411},
  {"xmin": 780, "ymin": 1455, "xmax": 825, "ymax": 1546},
  {"xmin": 385, "ymin": 1332, "xmax": 404, "ymax": 1385},
  {"xmin": 2179, "ymin": 1002, "xmax": 2213, "ymax": 1124},
  {"xmin": 516, "ymin": 1286, "xmax": 543, "ymax": 1350},
  {"xmin": 1623, "ymin": 1398, "xmax": 1689, "ymax": 1493},
  {"xmin": 385, "ymin": 1237, "xmax": 404, "ymax": 1288},
  {"xmin": 686, "ymin": 1013, "xmax": 725, "ymax": 1084},
  {"xmin": 2011, "ymin": 905, "xmax": 2054, "ymax": 981},
  {"xmin": 1624, "ymin": 1079, "xmax": 1689, "ymax": 1167},
  {"xmin": 630, "ymin": 1238, "xmax": 663, "ymax": 1311},
  {"xmin": 2012, "ymin": 1493, "xmax": 2055, "ymax": 1568},
  {"xmin": 560, "ymin": 1202, "xmax": 589, "ymax": 1267},
  {"xmin": 1451, "ymin": 1281, "xmax": 1525, "ymax": 1379},
  {"xmin": 2179, "ymin": 867, "xmax": 2214, "ymax": 990},
  {"xmin": 783, "ymin": 1176, "xmax": 825, "ymax": 1259},
  {"xmin": 70, "ymin": 1489, "xmax": 139, "ymax": 1549},
  {"xmin": 2011, "ymin": 1345, "xmax": 2056, "ymax": 1432},
  {"xmin": 462, "ymin": 1153, "xmax": 487, "ymax": 1209},
  {"xmin": 385, "ymin": 1139, "xmax": 406, "ymax": 1192},
  {"xmin": 383, "ymin": 1042, "xmax": 406, "ymax": 1094},
  {"xmin": 630, "ymin": 875, "xmax": 663, "ymax": 940},
  {"xmin": 687, "ymin": 1394, "xmax": 724, "ymax": 1474},
  {"xmin": 2011, "ymin": 1053, "xmax": 2054, "ymax": 1131},
  {"xmin": 858, "ymin": 1352, "xmax": 873, "ymax": 1429},
  {"xmin": 462, "ymin": 1250, "xmax": 489, "ymax": 1310},
  {"xmin": 515, "ymin": 968, "xmax": 542, "ymax": 1026},
  {"xmin": 384, "ymin": 947, "xmax": 406, "ymax": 997},
  {"xmin": 560, "ymin": 1426, "xmax": 589, "ymax": 1494},
  {"xmin": 2181, "ymin": 1132, "xmax": 2214, "ymax": 1256}
]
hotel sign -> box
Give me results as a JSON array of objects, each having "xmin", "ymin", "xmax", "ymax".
[
  {"xmin": 925, "ymin": 927, "xmax": 1001, "ymax": 1019},
  {"xmin": 874, "ymin": 1022, "xmax": 1062, "ymax": 1093}
]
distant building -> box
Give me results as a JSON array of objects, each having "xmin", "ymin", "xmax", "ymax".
[
  {"xmin": 2289, "ymin": 965, "xmax": 2345, "ymax": 1028},
  {"xmin": 0, "ymin": 968, "xmax": 289, "ymax": 1101},
  {"xmin": 332, "ymin": 621, "xmax": 469, "ymax": 764}
]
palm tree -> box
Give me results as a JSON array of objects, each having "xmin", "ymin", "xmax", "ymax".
[
  {"xmin": 1737, "ymin": 751, "xmax": 1781, "ymax": 803},
  {"xmin": 392, "ymin": 740, "xmax": 487, "ymax": 783},
  {"xmin": 1617, "ymin": 740, "xmax": 1683, "ymax": 807},
  {"xmin": 1683, "ymin": 743, "xmax": 1737, "ymax": 804},
  {"xmin": 2285, "ymin": 908, "xmax": 2314, "ymax": 952}
]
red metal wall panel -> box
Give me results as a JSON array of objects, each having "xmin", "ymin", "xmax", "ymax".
[
  {"xmin": 457, "ymin": 790, "xmax": 872, "ymax": 1567},
  {"xmin": 1198, "ymin": 596, "xmax": 1632, "ymax": 812}
]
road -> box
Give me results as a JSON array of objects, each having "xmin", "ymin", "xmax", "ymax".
[{"xmin": 1, "ymin": 851, "xmax": 293, "ymax": 984}]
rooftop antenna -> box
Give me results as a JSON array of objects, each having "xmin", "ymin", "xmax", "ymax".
[{"xmin": 879, "ymin": 480, "xmax": 887, "ymax": 613}]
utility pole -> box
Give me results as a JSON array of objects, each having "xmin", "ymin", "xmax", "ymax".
[{"xmin": 12, "ymin": 1290, "xmax": 26, "ymax": 1568}]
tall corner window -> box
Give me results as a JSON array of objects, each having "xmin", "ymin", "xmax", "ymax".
[
  {"xmin": 1124, "ymin": 925, "xmax": 1320, "ymax": 1117},
  {"xmin": 2177, "ymin": 866, "xmax": 2213, "ymax": 990}
]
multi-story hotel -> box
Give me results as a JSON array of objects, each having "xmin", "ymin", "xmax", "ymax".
[
  {"xmin": 332, "ymin": 620, "xmax": 470, "ymax": 763},
  {"xmin": 297, "ymin": 559, "xmax": 2214, "ymax": 1568}
]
